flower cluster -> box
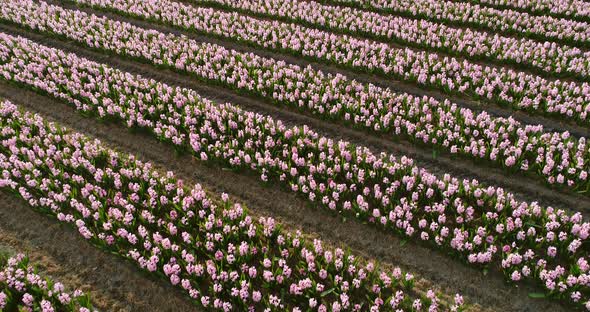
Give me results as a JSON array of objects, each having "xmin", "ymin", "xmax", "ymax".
[
  {"xmin": 0, "ymin": 253, "xmax": 96, "ymax": 312},
  {"xmin": 0, "ymin": 33, "xmax": 588, "ymax": 308},
  {"xmin": 321, "ymin": 0, "xmax": 590, "ymax": 47},
  {"xmin": 0, "ymin": 100, "xmax": 460, "ymax": 311},
  {"xmin": 2, "ymin": 3, "xmax": 590, "ymax": 192},
  {"xmin": 471, "ymin": 0, "xmax": 590, "ymax": 22},
  {"xmin": 182, "ymin": 0, "xmax": 590, "ymax": 79},
  {"xmin": 3, "ymin": 0, "xmax": 590, "ymax": 127}
]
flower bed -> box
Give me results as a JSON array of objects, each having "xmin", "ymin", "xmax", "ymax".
[
  {"xmin": 0, "ymin": 100, "xmax": 460, "ymax": 311},
  {"xmin": 3, "ymin": 0, "xmax": 590, "ymax": 127},
  {"xmin": 0, "ymin": 33, "xmax": 587, "ymax": 307},
  {"xmin": 0, "ymin": 253, "xmax": 96, "ymax": 312},
  {"xmin": 1, "ymin": 1, "xmax": 590, "ymax": 192},
  {"xmin": 470, "ymin": 0, "xmax": 590, "ymax": 22},
  {"xmin": 175, "ymin": 0, "xmax": 590, "ymax": 79},
  {"xmin": 317, "ymin": 0, "xmax": 590, "ymax": 48}
]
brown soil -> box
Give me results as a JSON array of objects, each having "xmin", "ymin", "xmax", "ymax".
[
  {"xmin": 0, "ymin": 23, "xmax": 587, "ymax": 220},
  {"xmin": 0, "ymin": 72, "xmax": 569, "ymax": 311},
  {"xmin": 0, "ymin": 191, "xmax": 200, "ymax": 312}
]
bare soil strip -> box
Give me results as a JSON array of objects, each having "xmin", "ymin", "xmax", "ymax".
[
  {"xmin": 0, "ymin": 191, "xmax": 200, "ymax": 312},
  {"xmin": 0, "ymin": 74, "xmax": 569, "ymax": 312},
  {"xmin": 0, "ymin": 23, "xmax": 587, "ymax": 219},
  {"xmin": 53, "ymin": 0, "xmax": 590, "ymax": 138}
]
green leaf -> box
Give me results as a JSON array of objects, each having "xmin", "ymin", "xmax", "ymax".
[
  {"xmin": 481, "ymin": 268, "xmax": 488, "ymax": 276},
  {"xmin": 528, "ymin": 292, "xmax": 546, "ymax": 299},
  {"xmin": 320, "ymin": 287, "xmax": 335, "ymax": 297},
  {"xmin": 400, "ymin": 239, "xmax": 408, "ymax": 247}
]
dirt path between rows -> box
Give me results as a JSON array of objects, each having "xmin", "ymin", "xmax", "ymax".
[
  {"xmin": 0, "ymin": 23, "xmax": 587, "ymax": 220},
  {"xmin": 0, "ymin": 191, "xmax": 200, "ymax": 312},
  {"xmin": 54, "ymin": 0, "xmax": 590, "ymax": 139},
  {"xmin": 0, "ymin": 74, "xmax": 569, "ymax": 311}
]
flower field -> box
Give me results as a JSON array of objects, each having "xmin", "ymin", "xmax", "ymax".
[
  {"xmin": 0, "ymin": 253, "xmax": 97, "ymax": 312},
  {"xmin": 0, "ymin": 0, "xmax": 587, "ymax": 311}
]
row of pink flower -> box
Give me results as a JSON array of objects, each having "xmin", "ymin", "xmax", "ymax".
[
  {"xmin": 55, "ymin": 0, "xmax": 590, "ymax": 124},
  {"xmin": 470, "ymin": 0, "xmax": 590, "ymax": 22},
  {"xmin": 0, "ymin": 253, "xmax": 96, "ymax": 312},
  {"xmin": 319, "ymin": 0, "xmax": 590, "ymax": 47},
  {"xmin": 7, "ymin": 0, "xmax": 590, "ymax": 128},
  {"xmin": 3, "ymin": 1, "xmax": 590, "ymax": 193},
  {"xmin": 0, "ymin": 32, "xmax": 588, "ymax": 308},
  {"xmin": 0, "ymin": 100, "xmax": 460, "ymax": 311},
  {"xmin": 179, "ymin": 0, "xmax": 590, "ymax": 79}
]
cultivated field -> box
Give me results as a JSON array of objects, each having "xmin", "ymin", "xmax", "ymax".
[{"xmin": 0, "ymin": 0, "xmax": 588, "ymax": 311}]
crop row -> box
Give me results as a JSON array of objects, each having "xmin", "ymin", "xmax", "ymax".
[
  {"xmin": 316, "ymin": 0, "xmax": 590, "ymax": 48},
  {"xmin": 45, "ymin": 0, "xmax": 590, "ymax": 124},
  {"xmin": 468, "ymin": 0, "xmax": 590, "ymax": 22},
  {"xmin": 0, "ymin": 253, "xmax": 96, "ymax": 312},
  {"xmin": 0, "ymin": 100, "xmax": 460, "ymax": 311},
  {"xmin": 183, "ymin": 0, "xmax": 590, "ymax": 80},
  {"xmin": 2, "ymin": 1, "xmax": 590, "ymax": 193},
  {"xmin": 0, "ymin": 32, "xmax": 588, "ymax": 308}
]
